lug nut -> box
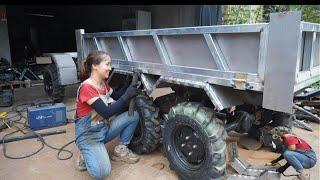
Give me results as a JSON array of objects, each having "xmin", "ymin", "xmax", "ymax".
[
  {"xmin": 181, "ymin": 143, "xmax": 186, "ymax": 147},
  {"xmin": 185, "ymin": 136, "xmax": 190, "ymax": 140},
  {"xmin": 193, "ymin": 145, "xmax": 197, "ymax": 149},
  {"xmin": 188, "ymin": 152, "xmax": 193, "ymax": 156}
]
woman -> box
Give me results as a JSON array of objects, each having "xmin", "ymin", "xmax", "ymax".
[
  {"xmin": 74, "ymin": 51, "xmax": 141, "ymax": 180},
  {"xmin": 268, "ymin": 126, "xmax": 317, "ymax": 180}
]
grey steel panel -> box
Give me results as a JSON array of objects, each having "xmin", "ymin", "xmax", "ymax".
[
  {"xmin": 204, "ymin": 84, "xmax": 244, "ymax": 111},
  {"xmin": 215, "ymin": 33, "xmax": 260, "ymax": 74},
  {"xmin": 309, "ymin": 32, "xmax": 316, "ymax": 69},
  {"xmin": 300, "ymin": 32, "xmax": 313, "ymax": 71},
  {"xmin": 111, "ymin": 59, "xmax": 262, "ymax": 86},
  {"xmin": 314, "ymin": 33, "xmax": 320, "ymax": 67},
  {"xmin": 152, "ymin": 35, "xmax": 172, "ymax": 65},
  {"xmin": 126, "ymin": 36, "xmax": 162, "ymax": 64},
  {"xmin": 203, "ymin": 33, "xmax": 230, "ymax": 71},
  {"xmin": 83, "ymin": 37, "xmax": 96, "ymax": 58},
  {"xmin": 99, "ymin": 37, "xmax": 125, "ymax": 60},
  {"xmin": 263, "ymin": 12, "xmax": 301, "ymax": 113},
  {"xmin": 75, "ymin": 29, "xmax": 85, "ymax": 63},
  {"xmin": 301, "ymin": 22, "xmax": 320, "ymax": 32},
  {"xmin": 257, "ymin": 26, "xmax": 268, "ymax": 81},
  {"xmin": 93, "ymin": 37, "xmax": 101, "ymax": 50},
  {"xmin": 298, "ymin": 32, "xmax": 306, "ymax": 72},
  {"xmin": 162, "ymin": 34, "xmax": 218, "ymax": 69},
  {"xmin": 83, "ymin": 24, "xmax": 267, "ymax": 38},
  {"xmin": 118, "ymin": 36, "xmax": 133, "ymax": 61}
]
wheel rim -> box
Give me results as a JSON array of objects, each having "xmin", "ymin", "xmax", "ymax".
[
  {"xmin": 172, "ymin": 124, "xmax": 205, "ymax": 169},
  {"xmin": 43, "ymin": 71, "xmax": 53, "ymax": 96}
]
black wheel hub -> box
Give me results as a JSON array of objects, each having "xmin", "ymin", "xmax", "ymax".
[{"xmin": 173, "ymin": 125, "xmax": 205, "ymax": 166}]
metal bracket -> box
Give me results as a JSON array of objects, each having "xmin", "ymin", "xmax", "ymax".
[{"xmin": 227, "ymin": 142, "xmax": 280, "ymax": 180}]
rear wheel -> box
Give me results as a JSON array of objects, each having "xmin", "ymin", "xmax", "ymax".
[
  {"xmin": 163, "ymin": 102, "xmax": 226, "ymax": 180},
  {"xmin": 43, "ymin": 64, "xmax": 65, "ymax": 102}
]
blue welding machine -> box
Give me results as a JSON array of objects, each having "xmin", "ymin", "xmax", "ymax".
[{"xmin": 27, "ymin": 103, "xmax": 67, "ymax": 130}]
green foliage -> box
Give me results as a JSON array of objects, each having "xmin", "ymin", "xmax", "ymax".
[
  {"xmin": 289, "ymin": 5, "xmax": 320, "ymax": 23},
  {"xmin": 223, "ymin": 5, "xmax": 320, "ymax": 25}
]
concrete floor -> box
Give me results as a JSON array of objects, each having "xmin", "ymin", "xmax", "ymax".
[{"xmin": 0, "ymin": 84, "xmax": 319, "ymax": 180}]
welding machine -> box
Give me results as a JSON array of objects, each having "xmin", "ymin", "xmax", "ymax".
[{"xmin": 27, "ymin": 103, "xmax": 67, "ymax": 130}]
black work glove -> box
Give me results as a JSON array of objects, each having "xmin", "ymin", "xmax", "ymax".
[
  {"xmin": 120, "ymin": 82, "xmax": 140, "ymax": 101},
  {"xmin": 276, "ymin": 162, "xmax": 290, "ymax": 173},
  {"xmin": 271, "ymin": 154, "xmax": 284, "ymax": 164}
]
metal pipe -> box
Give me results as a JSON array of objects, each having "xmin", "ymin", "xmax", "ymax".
[
  {"xmin": 1, "ymin": 129, "xmax": 66, "ymax": 144},
  {"xmin": 293, "ymin": 104, "xmax": 320, "ymax": 123}
]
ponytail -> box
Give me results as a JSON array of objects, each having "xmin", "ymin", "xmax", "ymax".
[
  {"xmin": 79, "ymin": 60, "xmax": 89, "ymax": 82},
  {"xmin": 78, "ymin": 51, "xmax": 110, "ymax": 82}
]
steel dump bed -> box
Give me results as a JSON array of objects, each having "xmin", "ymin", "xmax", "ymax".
[{"xmin": 76, "ymin": 12, "xmax": 320, "ymax": 113}]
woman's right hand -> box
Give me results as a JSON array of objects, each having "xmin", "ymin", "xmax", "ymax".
[{"xmin": 121, "ymin": 82, "xmax": 140, "ymax": 101}]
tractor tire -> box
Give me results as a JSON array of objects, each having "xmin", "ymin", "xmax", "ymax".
[
  {"xmin": 163, "ymin": 102, "xmax": 226, "ymax": 180},
  {"xmin": 43, "ymin": 64, "xmax": 65, "ymax": 102},
  {"xmin": 129, "ymin": 93, "xmax": 162, "ymax": 154}
]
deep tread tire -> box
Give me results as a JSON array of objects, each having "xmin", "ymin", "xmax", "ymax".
[
  {"xmin": 163, "ymin": 102, "xmax": 226, "ymax": 180},
  {"xmin": 43, "ymin": 64, "xmax": 65, "ymax": 102},
  {"xmin": 129, "ymin": 93, "xmax": 162, "ymax": 154}
]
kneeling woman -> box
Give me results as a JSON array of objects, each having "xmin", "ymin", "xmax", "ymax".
[{"xmin": 74, "ymin": 51, "xmax": 141, "ymax": 179}]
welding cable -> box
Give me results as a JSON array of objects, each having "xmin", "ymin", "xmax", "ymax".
[
  {"xmin": 2, "ymin": 125, "xmax": 45, "ymax": 159},
  {"xmin": 282, "ymin": 172, "xmax": 300, "ymax": 177},
  {"xmin": 56, "ymin": 124, "xmax": 101, "ymax": 160},
  {"xmin": 1, "ymin": 102, "xmax": 73, "ymax": 160}
]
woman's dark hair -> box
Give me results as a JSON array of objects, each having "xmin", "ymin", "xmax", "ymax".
[{"xmin": 79, "ymin": 51, "xmax": 110, "ymax": 82}]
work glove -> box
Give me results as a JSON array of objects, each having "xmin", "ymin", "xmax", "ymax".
[
  {"xmin": 265, "ymin": 154, "xmax": 283, "ymax": 167},
  {"xmin": 276, "ymin": 163, "xmax": 290, "ymax": 173},
  {"xmin": 121, "ymin": 82, "xmax": 141, "ymax": 101}
]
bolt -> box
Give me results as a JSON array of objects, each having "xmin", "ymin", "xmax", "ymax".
[
  {"xmin": 181, "ymin": 143, "xmax": 186, "ymax": 147},
  {"xmin": 193, "ymin": 145, "xmax": 197, "ymax": 149},
  {"xmin": 185, "ymin": 136, "xmax": 190, "ymax": 140},
  {"xmin": 188, "ymin": 152, "xmax": 193, "ymax": 156}
]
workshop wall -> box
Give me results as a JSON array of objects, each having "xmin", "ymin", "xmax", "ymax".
[
  {"xmin": 0, "ymin": 5, "xmax": 12, "ymax": 64},
  {"xmin": 5, "ymin": 5, "xmax": 198, "ymax": 65}
]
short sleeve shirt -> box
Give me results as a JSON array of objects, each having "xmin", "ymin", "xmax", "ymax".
[
  {"xmin": 284, "ymin": 135, "xmax": 311, "ymax": 151},
  {"xmin": 76, "ymin": 81, "xmax": 111, "ymax": 118}
]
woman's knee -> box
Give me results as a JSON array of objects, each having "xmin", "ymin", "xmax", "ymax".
[
  {"xmin": 283, "ymin": 150, "xmax": 293, "ymax": 159},
  {"xmin": 88, "ymin": 163, "xmax": 111, "ymax": 180}
]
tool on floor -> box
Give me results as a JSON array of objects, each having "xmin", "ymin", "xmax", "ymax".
[
  {"xmin": 226, "ymin": 142, "xmax": 280, "ymax": 180},
  {"xmin": 27, "ymin": 103, "xmax": 67, "ymax": 130},
  {"xmin": 0, "ymin": 111, "xmax": 12, "ymax": 130},
  {"xmin": 0, "ymin": 111, "xmax": 8, "ymax": 118}
]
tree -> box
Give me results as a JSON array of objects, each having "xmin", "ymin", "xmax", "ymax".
[{"xmin": 223, "ymin": 5, "xmax": 320, "ymax": 25}]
